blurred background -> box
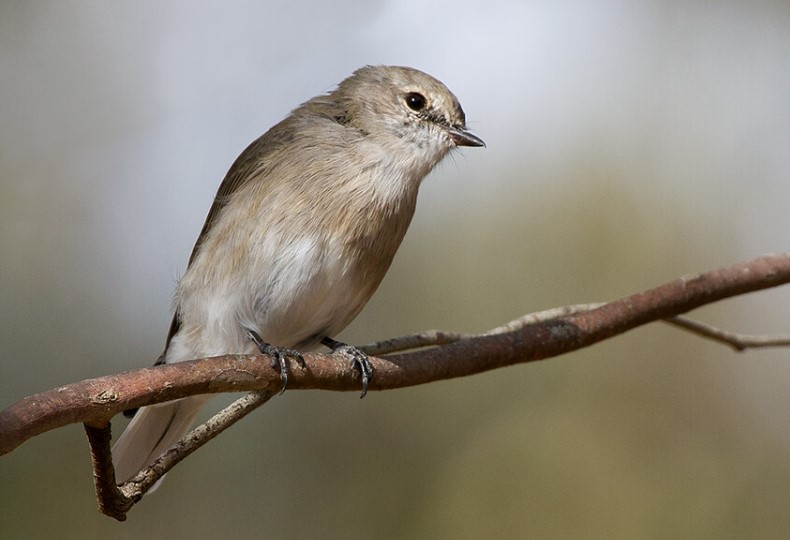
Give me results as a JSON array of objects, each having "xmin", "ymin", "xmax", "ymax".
[{"xmin": 2, "ymin": 1, "xmax": 790, "ymax": 538}]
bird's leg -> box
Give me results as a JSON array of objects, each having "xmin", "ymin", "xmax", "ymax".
[
  {"xmin": 321, "ymin": 337, "xmax": 373, "ymax": 398},
  {"xmin": 247, "ymin": 330, "xmax": 305, "ymax": 394}
]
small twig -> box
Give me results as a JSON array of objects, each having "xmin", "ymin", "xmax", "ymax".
[
  {"xmin": 87, "ymin": 390, "xmax": 274, "ymax": 521},
  {"xmin": 362, "ymin": 304, "xmax": 790, "ymax": 357},
  {"xmin": 666, "ymin": 315, "xmax": 790, "ymax": 351},
  {"xmin": 482, "ymin": 304, "xmax": 606, "ymax": 336},
  {"xmin": 357, "ymin": 329, "xmax": 470, "ymax": 355},
  {"xmin": 358, "ymin": 304, "xmax": 606, "ymax": 355}
]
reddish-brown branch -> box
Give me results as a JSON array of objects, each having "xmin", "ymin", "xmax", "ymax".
[
  {"xmin": 82, "ymin": 390, "xmax": 275, "ymax": 520},
  {"xmin": 84, "ymin": 423, "xmax": 132, "ymax": 521},
  {"xmin": 2, "ymin": 253, "xmax": 789, "ymax": 458}
]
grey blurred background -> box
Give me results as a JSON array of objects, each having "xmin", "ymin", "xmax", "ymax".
[{"xmin": 2, "ymin": 1, "xmax": 790, "ymax": 538}]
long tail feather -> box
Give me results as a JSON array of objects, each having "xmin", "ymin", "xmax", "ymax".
[{"xmin": 112, "ymin": 395, "xmax": 209, "ymax": 488}]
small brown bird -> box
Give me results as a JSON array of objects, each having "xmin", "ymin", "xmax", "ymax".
[{"xmin": 112, "ymin": 65, "xmax": 484, "ymax": 486}]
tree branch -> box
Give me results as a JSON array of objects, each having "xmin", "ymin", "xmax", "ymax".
[
  {"xmin": 1, "ymin": 252, "xmax": 789, "ymax": 520},
  {"xmin": 84, "ymin": 391, "xmax": 274, "ymax": 521},
  {"xmin": 665, "ymin": 316, "xmax": 790, "ymax": 350},
  {"xmin": 3, "ymin": 253, "xmax": 790, "ymax": 454}
]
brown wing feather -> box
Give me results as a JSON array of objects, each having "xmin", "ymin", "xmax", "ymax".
[
  {"xmin": 161, "ymin": 133, "xmax": 272, "ymax": 352},
  {"xmin": 159, "ymin": 95, "xmax": 346, "ymax": 356}
]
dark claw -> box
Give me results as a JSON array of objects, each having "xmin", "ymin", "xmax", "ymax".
[
  {"xmin": 247, "ymin": 330, "xmax": 305, "ymax": 393},
  {"xmin": 321, "ymin": 337, "xmax": 373, "ymax": 398}
]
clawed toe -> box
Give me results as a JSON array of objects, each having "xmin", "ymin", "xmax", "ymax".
[
  {"xmin": 247, "ymin": 330, "xmax": 305, "ymax": 393},
  {"xmin": 321, "ymin": 337, "xmax": 373, "ymax": 398}
]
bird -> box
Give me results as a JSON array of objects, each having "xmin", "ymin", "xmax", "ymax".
[{"xmin": 111, "ymin": 65, "xmax": 484, "ymax": 486}]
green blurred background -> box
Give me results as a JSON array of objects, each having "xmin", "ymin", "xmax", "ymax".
[{"xmin": 2, "ymin": 1, "xmax": 790, "ymax": 538}]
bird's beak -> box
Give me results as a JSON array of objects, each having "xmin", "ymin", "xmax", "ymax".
[{"xmin": 447, "ymin": 126, "xmax": 485, "ymax": 148}]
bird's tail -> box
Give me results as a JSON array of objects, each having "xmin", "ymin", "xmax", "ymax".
[{"xmin": 112, "ymin": 395, "xmax": 209, "ymax": 488}]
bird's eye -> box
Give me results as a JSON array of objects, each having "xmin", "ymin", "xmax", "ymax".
[{"xmin": 405, "ymin": 92, "xmax": 427, "ymax": 112}]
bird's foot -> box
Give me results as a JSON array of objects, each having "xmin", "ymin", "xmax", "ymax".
[
  {"xmin": 321, "ymin": 337, "xmax": 373, "ymax": 398},
  {"xmin": 247, "ymin": 330, "xmax": 305, "ymax": 394}
]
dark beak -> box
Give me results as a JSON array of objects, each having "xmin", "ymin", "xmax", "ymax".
[{"xmin": 447, "ymin": 126, "xmax": 485, "ymax": 148}]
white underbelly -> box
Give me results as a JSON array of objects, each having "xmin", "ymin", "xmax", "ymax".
[{"xmin": 167, "ymin": 233, "xmax": 366, "ymax": 363}]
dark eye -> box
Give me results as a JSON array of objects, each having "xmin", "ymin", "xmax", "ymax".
[{"xmin": 405, "ymin": 92, "xmax": 427, "ymax": 111}]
